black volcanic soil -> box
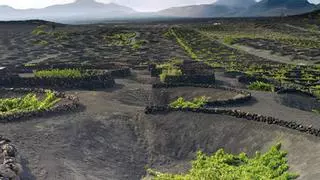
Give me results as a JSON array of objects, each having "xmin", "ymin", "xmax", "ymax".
[
  {"xmin": 0, "ymin": 73, "xmax": 316, "ymax": 180},
  {"xmin": 276, "ymin": 92, "xmax": 320, "ymax": 112}
]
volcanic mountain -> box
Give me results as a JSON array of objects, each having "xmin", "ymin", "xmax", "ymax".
[
  {"xmin": 244, "ymin": 0, "xmax": 317, "ymax": 16},
  {"xmin": 158, "ymin": 0, "xmax": 318, "ymax": 17},
  {"xmin": 0, "ymin": 0, "xmax": 136, "ymax": 22}
]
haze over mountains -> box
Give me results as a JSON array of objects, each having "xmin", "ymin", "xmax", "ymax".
[
  {"xmin": 160, "ymin": 0, "xmax": 320, "ymax": 17},
  {"xmin": 0, "ymin": 0, "xmax": 320, "ymax": 23},
  {"xmin": 0, "ymin": 0, "xmax": 137, "ymax": 23}
]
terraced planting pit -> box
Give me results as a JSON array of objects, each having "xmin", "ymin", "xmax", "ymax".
[
  {"xmin": 151, "ymin": 87, "xmax": 246, "ymax": 106},
  {"xmin": 0, "ymin": 88, "xmax": 79, "ymax": 122},
  {"xmin": 276, "ymin": 91, "xmax": 320, "ymax": 112}
]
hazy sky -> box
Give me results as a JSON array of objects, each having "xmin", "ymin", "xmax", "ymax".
[{"xmin": 0, "ymin": 0, "xmax": 320, "ymax": 12}]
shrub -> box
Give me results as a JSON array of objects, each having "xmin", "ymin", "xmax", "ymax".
[
  {"xmin": 148, "ymin": 143, "xmax": 298, "ymax": 180},
  {"xmin": 31, "ymin": 25, "xmax": 48, "ymax": 36},
  {"xmin": 169, "ymin": 96, "xmax": 209, "ymax": 108},
  {"xmin": 223, "ymin": 36, "xmax": 237, "ymax": 45},
  {"xmin": 34, "ymin": 69, "xmax": 85, "ymax": 78},
  {"xmin": 0, "ymin": 90, "xmax": 60, "ymax": 115},
  {"xmin": 248, "ymin": 81, "xmax": 275, "ymax": 92},
  {"xmin": 33, "ymin": 40, "xmax": 49, "ymax": 46},
  {"xmin": 159, "ymin": 68, "xmax": 182, "ymax": 82}
]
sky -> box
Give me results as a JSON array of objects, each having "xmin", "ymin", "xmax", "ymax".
[{"xmin": 0, "ymin": 0, "xmax": 320, "ymax": 12}]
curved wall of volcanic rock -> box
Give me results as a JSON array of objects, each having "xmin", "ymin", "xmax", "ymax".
[
  {"xmin": 152, "ymin": 83, "xmax": 251, "ymax": 106},
  {"xmin": 0, "ymin": 73, "xmax": 115, "ymax": 89}
]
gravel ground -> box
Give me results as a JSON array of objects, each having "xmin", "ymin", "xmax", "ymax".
[{"xmin": 0, "ymin": 76, "xmax": 317, "ymax": 180}]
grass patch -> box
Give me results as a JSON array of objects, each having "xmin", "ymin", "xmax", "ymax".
[
  {"xmin": 34, "ymin": 69, "xmax": 92, "ymax": 78},
  {"xmin": 248, "ymin": 81, "xmax": 275, "ymax": 92},
  {"xmin": 148, "ymin": 143, "xmax": 298, "ymax": 180},
  {"xmin": 169, "ymin": 96, "xmax": 210, "ymax": 109},
  {"xmin": 0, "ymin": 90, "xmax": 60, "ymax": 115}
]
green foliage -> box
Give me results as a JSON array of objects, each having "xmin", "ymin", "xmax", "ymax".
[
  {"xmin": 31, "ymin": 25, "xmax": 48, "ymax": 36},
  {"xmin": 24, "ymin": 63, "xmax": 37, "ymax": 67},
  {"xmin": 156, "ymin": 57, "xmax": 183, "ymax": 69},
  {"xmin": 33, "ymin": 40, "xmax": 49, "ymax": 46},
  {"xmin": 50, "ymin": 31, "xmax": 69, "ymax": 41},
  {"xmin": 248, "ymin": 81, "xmax": 275, "ymax": 92},
  {"xmin": 167, "ymin": 28, "xmax": 199, "ymax": 60},
  {"xmin": 312, "ymin": 109, "xmax": 320, "ymax": 114},
  {"xmin": 148, "ymin": 143, "xmax": 299, "ymax": 180},
  {"xmin": 169, "ymin": 96, "xmax": 209, "ymax": 109},
  {"xmin": 0, "ymin": 90, "xmax": 60, "ymax": 115},
  {"xmin": 312, "ymin": 85, "xmax": 320, "ymax": 99},
  {"xmin": 158, "ymin": 57, "xmax": 184, "ymax": 82},
  {"xmin": 104, "ymin": 32, "xmax": 136, "ymax": 46},
  {"xmin": 132, "ymin": 40, "xmax": 147, "ymax": 50},
  {"xmin": 159, "ymin": 68, "xmax": 183, "ymax": 82},
  {"xmin": 34, "ymin": 69, "xmax": 87, "ymax": 78},
  {"xmin": 104, "ymin": 32, "xmax": 146, "ymax": 50},
  {"xmin": 223, "ymin": 36, "xmax": 237, "ymax": 45}
]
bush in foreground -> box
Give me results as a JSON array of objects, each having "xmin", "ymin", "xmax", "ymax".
[
  {"xmin": 169, "ymin": 96, "xmax": 209, "ymax": 109},
  {"xmin": 0, "ymin": 90, "xmax": 60, "ymax": 115},
  {"xmin": 248, "ymin": 81, "xmax": 275, "ymax": 92},
  {"xmin": 148, "ymin": 143, "xmax": 298, "ymax": 180}
]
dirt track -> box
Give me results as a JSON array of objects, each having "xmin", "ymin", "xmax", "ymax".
[{"xmin": 0, "ymin": 73, "xmax": 317, "ymax": 180}]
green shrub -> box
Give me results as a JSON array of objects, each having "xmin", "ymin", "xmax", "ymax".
[
  {"xmin": 248, "ymin": 81, "xmax": 275, "ymax": 92},
  {"xmin": 223, "ymin": 36, "xmax": 237, "ymax": 45},
  {"xmin": 132, "ymin": 40, "xmax": 147, "ymax": 50},
  {"xmin": 33, "ymin": 40, "xmax": 49, "ymax": 46},
  {"xmin": 148, "ymin": 143, "xmax": 298, "ymax": 180},
  {"xmin": 159, "ymin": 68, "xmax": 183, "ymax": 82},
  {"xmin": 31, "ymin": 25, "xmax": 48, "ymax": 36},
  {"xmin": 0, "ymin": 90, "xmax": 60, "ymax": 115},
  {"xmin": 34, "ymin": 69, "xmax": 86, "ymax": 78},
  {"xmin": 169, "ymin": 96, "xmax": 209, "ymax": 109},
  {"xmin": 24, "ymin": 63, "xmax": 37, "ymax": 67}
]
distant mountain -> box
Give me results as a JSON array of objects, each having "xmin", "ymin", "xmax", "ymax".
[
  {"xmin": 243, "ymin": 0, "xmax": 317, "ymax": 17},
  {"xmin": 159, "ymin": 0, "xmax": 317, "ymax": 18},
  {"xmin": 0, "ymin": 0, "xmax": 136, "ymax": 23},
  {"xmin": 159, "ymin": 4, "xmax": 245, "ymax": 18},
  {"xmin": 215, "ymin": 0, "xmax": 256, "ymax": 8}
]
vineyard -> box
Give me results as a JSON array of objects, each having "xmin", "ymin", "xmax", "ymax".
[
  {"xmin": 0, "ymin": 90, "xmax": 60, "ymax": 115},
  {"xmin": 34, "ymin": 69, "xmax": 92, "ymax": 78},
  {"xmin": 148, "ymin": 144, "xmax": 298, "ymax": 180},
  {"xmin": 165, "ymin": 27, "xmax": 320, "ymax": 98}
]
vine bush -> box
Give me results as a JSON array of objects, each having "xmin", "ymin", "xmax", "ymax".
[{"xmin": 148, "ymin": 143, "xmax": 298, "ymax": 180}]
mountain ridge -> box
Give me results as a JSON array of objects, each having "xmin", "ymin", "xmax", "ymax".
[
  {"xmin": 0, "ymin": 0, "xmax": 136, "ymax": 22},
  {"xmin": 159, "ymin": 0, "xmax": 319, "ymax": 17}
]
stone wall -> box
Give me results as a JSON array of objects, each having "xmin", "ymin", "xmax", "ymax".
[
  {"xmin": 0, "ymin": 136, "xmax": 22, "ymax": 179},
  {"xmin": 163, "ymin": 75, "xmax": 215, "ymax": 84},
  {"xmin": 145, "ymin": 106, "xmax": 320, "ymax": 137},
  {"xmin": 0, "ymin": 72, "xmax": 115, "ymax": 89},
  {"xmin": 152, "ymin": 83, "xmax": 251, "ymax": 106}
]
